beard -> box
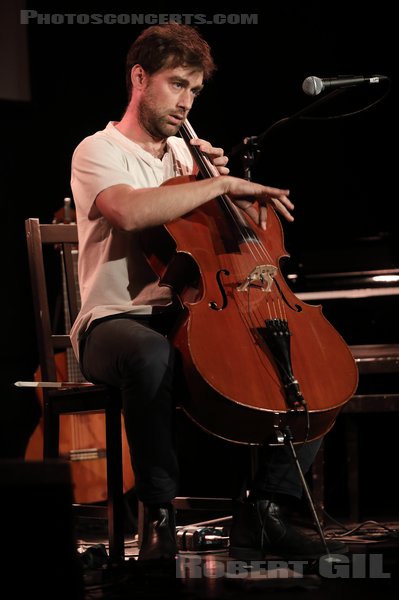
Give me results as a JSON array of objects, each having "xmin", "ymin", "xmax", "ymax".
[{"xmin": 138, "ymin": 91, "xmax": 183, "ymax": 140}]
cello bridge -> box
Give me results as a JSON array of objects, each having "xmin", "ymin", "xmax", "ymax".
[{"xmin": 237, "ymin": 264, "xmax": 277, "ymax": 292}]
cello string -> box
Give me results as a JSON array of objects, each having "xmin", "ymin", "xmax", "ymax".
[
  {"xmin": 182, "ymin": 122, "xmax": 314, "ymax": 426},
  {"xmin": 183, "ymin": 120, "xmax": 277, "ymax": 267},
  {"xmin": 182, "ymin": 121, "xmax": 288, "ymax": 343},
  {"xmin": 182, "ymin": 120, "xmax": 264, "ymax": 263},
  {"xmin": 237, "ymin": 286, "xmax": 296, "ymax": 388},
  {"xmin": 182, "ymin": 120, "xmax": 288, "ymax": 344}
]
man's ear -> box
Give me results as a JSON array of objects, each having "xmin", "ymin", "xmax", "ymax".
[{"xmin": 131, "ymin": 64, "xmax": 147, "ymax": 89}]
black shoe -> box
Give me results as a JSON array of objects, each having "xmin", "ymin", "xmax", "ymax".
[
  {"xmin": 229, "ymin": 499, "xmax": 348, "ymax": 561},
  {"xmin": 138, "ymin": 503, "xmax": 178, "ymax": 561}
]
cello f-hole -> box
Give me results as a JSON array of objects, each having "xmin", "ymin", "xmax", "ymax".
[
  {"xmin": 273, "ymin": 278, "xmax": 303, "ymax": 312},
  {"xmin": 209, "ymin": 268, "xmax": 229, "ymax": 311}
]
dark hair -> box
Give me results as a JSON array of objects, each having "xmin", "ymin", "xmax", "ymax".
[{"xmin": 125, "ymin": 23, "xmax": 216, "ymax": 101}]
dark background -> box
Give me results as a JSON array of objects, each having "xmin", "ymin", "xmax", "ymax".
[{"xmin": 1, "ymin": 3, "xmax": 398, "ymax": 517}]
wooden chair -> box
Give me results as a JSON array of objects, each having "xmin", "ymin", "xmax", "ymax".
[{"xmin": 24, "ymin": 217, "xmax": 126, "ymax": 564}]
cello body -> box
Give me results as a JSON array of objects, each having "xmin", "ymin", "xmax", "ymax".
[{"xmin": 151, "ymin": 172, "xmax": 358, "ymax": 446}]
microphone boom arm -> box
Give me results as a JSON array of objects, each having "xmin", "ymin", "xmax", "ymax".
[{"xmin": 229, "ymin": 88, "xmax": 346, "ymax": 180}]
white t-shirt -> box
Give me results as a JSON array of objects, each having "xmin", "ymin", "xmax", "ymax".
[{"xmin": 70, "ymin": 121, "xmax": 194, "ymax": 358}]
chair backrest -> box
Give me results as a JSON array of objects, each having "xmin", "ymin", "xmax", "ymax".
[{"xmin": 25, "ymin": 217, "xmax": 81, "ymax": 382}]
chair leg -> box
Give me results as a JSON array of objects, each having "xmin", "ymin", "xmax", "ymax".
[
  {"xmin": 43, "ymin": 398, "xmax": 60, "ymax": 458},
  {"xmin": 137, "ymin": 500, "xmax": 145, "ymax": 549},
  {"xmin": 105, "ymin": 398, "xmax": 125, "ymax": 563}
]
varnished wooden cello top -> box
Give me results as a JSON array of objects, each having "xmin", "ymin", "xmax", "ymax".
[{"xmin": 149, "ymin": 120, "xmax": 358, "ymax": 445}]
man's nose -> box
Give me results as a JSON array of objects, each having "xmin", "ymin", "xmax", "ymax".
[{"xmin": 177, "ymin": 89, "xmax": 194, "ymax": 111}]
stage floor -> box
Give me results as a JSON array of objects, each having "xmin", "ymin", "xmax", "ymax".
[{"xmin": 76, "ymin": 512, "xmax": 399, "ymax": 600}]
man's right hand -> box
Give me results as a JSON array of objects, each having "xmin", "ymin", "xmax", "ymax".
[{"xmin": 222, "ymin": 176, "xmax": 294, "ymax": 230}]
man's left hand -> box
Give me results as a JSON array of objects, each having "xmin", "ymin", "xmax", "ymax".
[{"xmin": 190, "ymin": 138, "xmax": 230, "ymax": 175}]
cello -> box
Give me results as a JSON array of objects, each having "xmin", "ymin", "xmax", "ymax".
[{"xmin": 149, "ymin": 119, "xmax": 358, "ymax": 446}]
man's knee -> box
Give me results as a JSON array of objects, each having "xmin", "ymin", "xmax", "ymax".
[{"xmin": 121, "ymin": 332, "xmax": 174, "ymax": 380}]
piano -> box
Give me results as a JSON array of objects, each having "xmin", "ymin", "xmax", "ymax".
[{"xmin": 282, "ymin": 241, "xmax": 399, "ymax": 521}]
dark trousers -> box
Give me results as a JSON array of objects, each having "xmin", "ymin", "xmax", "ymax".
[{"xmin": 79, "ymin": 315, "xmax": 322, "ymax": 504}]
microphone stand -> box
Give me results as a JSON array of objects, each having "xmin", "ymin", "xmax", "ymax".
[
  {"xmin": 230, "ymin": 88, "xmax": 346, "ymax": 181},
  {"xmin": 279, "ymin": 426, "xmax": 331, "ymax": 558}
]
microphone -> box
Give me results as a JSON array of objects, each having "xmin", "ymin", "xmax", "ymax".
[{"xmin": 302, "ymin": 74, "xmax": 389, "ymax": 96}]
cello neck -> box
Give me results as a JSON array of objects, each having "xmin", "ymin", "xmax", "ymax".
[
  {"xmin": 179, "ymin": 120, "xmax": 220, "ymax": 180},
  {"xmin": 179, "ymin": 119, "xmax": 250, "ymax": 231}
]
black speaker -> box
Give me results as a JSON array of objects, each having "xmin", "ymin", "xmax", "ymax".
[{"xmin": 0, "ymin": 460, "xmax": 84, "ymax": 599}]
